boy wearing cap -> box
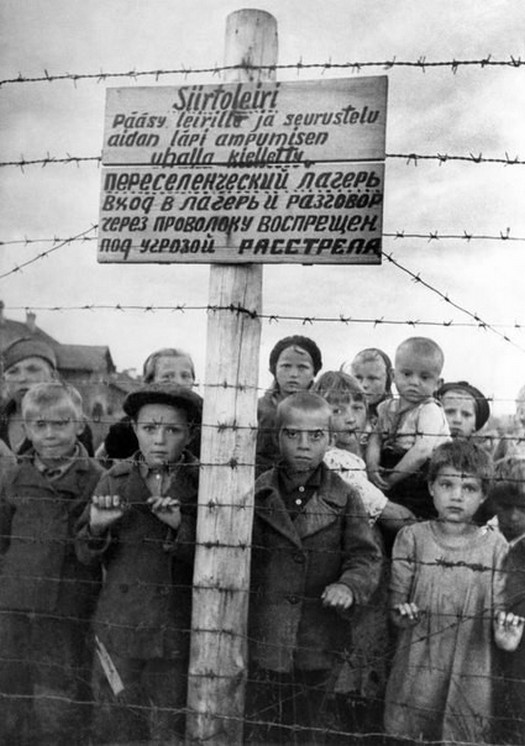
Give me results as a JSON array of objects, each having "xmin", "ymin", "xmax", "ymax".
[{"xmin": 75, "ymin": 383, "xmax": 202, "ymax": 743}]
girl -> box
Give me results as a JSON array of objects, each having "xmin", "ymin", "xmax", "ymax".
[
  {"xmin": 341, "ymin": 347, "xmax": 392, "ymax": 447},
  {"xmin": 384, "ymin": 440, "xmax": 523, "ymax": 744},
  {"xmin": 256, "ymin": 335, "xmax": 322, "ymax": 476}
]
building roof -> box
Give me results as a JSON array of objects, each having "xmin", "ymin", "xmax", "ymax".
[{"xmin": 56, "ymin": 344, "xmax": 116, "ymax": 373}]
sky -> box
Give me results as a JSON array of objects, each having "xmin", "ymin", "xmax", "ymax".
[{"xmin": 1, "ymin": 0, "xmax": 524, "ymax": 415}]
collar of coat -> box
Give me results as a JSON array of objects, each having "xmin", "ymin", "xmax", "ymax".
[
  {"xmin": 10, "ymin": 442, "xmax": 96, "ymax": 492},
  {"xmin": 255, "ymin": 463, "xmax": 349, "ymax": 547}
]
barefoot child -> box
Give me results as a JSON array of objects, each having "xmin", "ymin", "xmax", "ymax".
[
  {"xmin": 76, "ymin": 383, "xmax": 202, "ymax": 743},
  {"xmin": 248, "ymin": 391, "xmax": 382, "ymax": 742},
  {"xmin": 366, "ymin": 336, "xmax": 450, "ymax": 520},
  {"xmin": 384, "ymin": 440, "xmax": 523, "ymax": 744}
]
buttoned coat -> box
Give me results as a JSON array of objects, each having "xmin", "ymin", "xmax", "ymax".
[
  {"xmin": 250, "ymin": 463, "xmax": 383, "ymax": 672},
  {"xmin": 0, "ymin": 446, "xmax": 103, "ymax": 617},
  {"xmin": 75, "ymin": 452, "xmax": 199, "ymax": 659}
]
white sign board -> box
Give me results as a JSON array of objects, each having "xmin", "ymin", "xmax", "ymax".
[{"xmin": 98, "ymin": 76, "xmax": 387, "ymax": 264}]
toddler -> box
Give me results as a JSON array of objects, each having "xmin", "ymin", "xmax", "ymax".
[
  {"xmin": 256, "ymin": 334, "xmax": 322, "ymax": 476},
  {"xmin": 248, "ymin": 391, "xmax": 382, "ymax": 742},
  {"xmin": 0, "ymin": 382, "xmax": 103, "ymax": 745},
  {"xmin": 366, "ymin": 336, "xmax": 450, "ymax": 519},
  {"xmin": 384, "ymin": 440, "xmax": 523, "ymax": 744},
  {"xmin": 76, "ymin": 383, "xmax": 201, "ymax": 743}
]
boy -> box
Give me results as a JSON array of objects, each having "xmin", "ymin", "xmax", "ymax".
[
  {"xmin": 248, "ymin": 391, "xmax": 382, "ymax": 742},
  {"xmin": 75, "ymin": 383, "xmax": 201, "ymax": 743},
  {"xmin": 366, "ymin": 336, "xmax": 450, "ymax": 519},
  {"xmin": 0, "ymin": 382, "xmax": 103, "ymax": 745},
  {"xmin": 490, "ymin": 457, "xmax": 525, "ymax": 743}
]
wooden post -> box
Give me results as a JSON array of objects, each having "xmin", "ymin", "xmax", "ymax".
[{"xmin": 186, "ymin": 10, "xmax": 278, "ymax": 745}]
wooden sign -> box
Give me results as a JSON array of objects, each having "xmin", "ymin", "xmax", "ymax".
[{"xmin": 98, "ymin": 76, "xmax": 387, "ymax": 264}]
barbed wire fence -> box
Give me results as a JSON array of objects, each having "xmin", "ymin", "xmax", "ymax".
[{"xmin": 1, "ymin": 50, "xmax": 525, "ymax": 745}]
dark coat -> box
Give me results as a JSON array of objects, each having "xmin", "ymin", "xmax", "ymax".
[
  {"xmin": 0, "ymin": 446, "xmax": 103, "ymax": 617},
  {"xmin": 250, "ymin": 463, "xmax": 383, "ymax": 672},
  {"xmin": 75, "ymin": 452, "xmax": 199, "ymax": 659}
]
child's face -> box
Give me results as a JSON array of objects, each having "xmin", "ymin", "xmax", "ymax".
[
  {"xmin": 429, "ymin": 466, "xmax": 485, "ymax": 523},
  {"xmin": 351, "ymin": 357, "xmax": 388, "ymax": 405},
  {"xmin": 393, "ymin": 348, "xmax": 441, "ymax": 404},
  {"xmin": 329, "ymin": 396, "xmax": 367, "ymax": 449},
  {"xmin": 4, "ymin": 356, "xmax": 54, "ymax": 398},
  {"xmin": 274, "ymin": 346, "xmax": 315, "ymax": 396},
  {"xmin": 278, "ymin": 407, "xmax": 330, "ymax": 474},
  {"xmin": 441, "ymin": 391, "xmax": 477, "ymax": 438},
  {"xmin": 496, "ymin": 499, "xmax": 525, "ymax": 542},
  {"xmin": 133, "ymin": 403, "xmax": 191, "ymax": 467},
  {"xmin": 24, "ymin": 403, "xmax": 82, "ymax": 461},
  {"xmin": 154, "ymin": 355, "xmax": 195, "ymax": 388}
]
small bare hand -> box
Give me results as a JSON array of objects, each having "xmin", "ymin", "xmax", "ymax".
[
  {"xmin": 321, "ymin": 583, "xmax": 354, "ymax": 611},
  {"xmin": 148, "ymin": 495, "xmax": 181, "ymax": 530},
  {"xmin": 90, "ymin": 495, "xmax": 125, "ymax": 534},
  {"xmin": 494, "ymin": 610, "xmax": 525, "ymax": 652},
  {"xmin": 393, "ymin": 602, "xmax": 422, "ymax": 627}
]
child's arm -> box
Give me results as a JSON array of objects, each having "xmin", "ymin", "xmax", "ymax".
[
  {"xmin": 383, "ymin": 403, "xmax": 446, "ymax": 488},
  {"xmin": 494, "ymin": 610, "xmax": 525, "ymax": 652},
  {"xmin": 89, "ymin": 494, "xmax": 126, "ymax": 535},
  {"xmin": 147, "ymin": 495, "xmax": 181, "ymax": 531},
  {"xmin": 366, "ymin": 429, "xmax": 389, "ymax": 491},
  {"xmin": 389, "ymin": 525, "xmax": 419, "ymax": 625}
]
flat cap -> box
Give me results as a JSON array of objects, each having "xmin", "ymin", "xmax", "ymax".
[{"xmin": 123, "ymin": 383, "xmax": 202, "ymax": 423}]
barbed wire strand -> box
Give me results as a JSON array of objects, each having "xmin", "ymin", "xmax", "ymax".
[
  {"xmin": 0, "ymin": 57, "xmax": 524, "ymax": 88},
  {"xmin": 1, "ymin": 151, "xmax": 524, "ymax": 169}
]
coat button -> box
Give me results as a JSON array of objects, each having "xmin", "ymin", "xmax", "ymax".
[
  {"xmin": 119, "ymin": 584, "xmax": 129, "ymax": 594},
  {"xmin": 159, "ymin": 586, "xmax": 171, "ymax": 596},
  {"xmin": 293, "ymin": 553, "xmax": 305, "ymax": 564}
]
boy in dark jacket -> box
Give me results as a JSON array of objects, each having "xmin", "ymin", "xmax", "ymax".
[
  {"xmin": 248, "ymin": 391, "xmax": 382, "ymax": 743},
  {"xmin": 75, "ymin": 383, "xmax": 202, "ymax": 743},
  {"xmin": 0, "ymin": 382, "xmax": 103, "ymax": 745}
]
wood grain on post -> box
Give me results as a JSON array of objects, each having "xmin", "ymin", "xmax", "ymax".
[{"xmin": 186, "ymin": 9, "xmax": 278, "ymax": 745}]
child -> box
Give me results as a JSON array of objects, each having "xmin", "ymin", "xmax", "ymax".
[
  {"xmin": 341, "ymin": 347, "xmax": 393, "ymax": 423},
  {"xmin": 494, "ymin": 383, "xmax": 525, "ymax": 461},
  {"xmin": 384, "ymin": 440, "xmax": 524, "ymax": 744},
  {"xmin": 313, "ymin": 371, "xmax": 413, "ymax": 731},
  {"xmin": 0, "ymin": 382, "xmax": 103, "ymax": 745},
  {"xmin": 76, "ymin": 383, "xmax": 202, "ymax": 743},
  {"xmin": 248, "ymin": 391, "xmax": 382, "ymax": 742},
  {"xmin": 256, "ymin": 334, "xmax": 322, "ymax": 477},
  {"xmin": 100, "ymin": 347, "xmax": 197, "ymax": 463},
  {"xmin": 437, "ymin": 379, "xmax": 491, "ymax": 439},
  {"xmin": 490, "ymin": 457, "xmax": 525, "ymax": 743},
  {"xmin": 366, "ymin": 336, "xmax": 450, "ymax": 519},
  {"xmin": 313, "ymin": 370, "xmax": 414, "ymax": 531}
]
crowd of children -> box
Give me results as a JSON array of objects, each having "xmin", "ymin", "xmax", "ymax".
[{"xmin": 1, "ymin": 333, "xmax": 525, "ymax": 744}]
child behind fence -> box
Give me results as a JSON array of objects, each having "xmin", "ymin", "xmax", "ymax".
[
  {"xmin": 247, "ymin": 391, "xmax": 382, "ymax": 744},
  {"xmin": 490, "ymin": 456, "xmax": 525, "ymax": 744},
  {"xmin": 75, "ymin": 383, "xmax": 201, "ymax": 744},
  {"xmin": 384, "ymin": 440, "xmax": 524, "ymax": 744},
  {"xmin": 0, "ymin": 382, "xmax": 103, "ymax": 745},
  {"xmin": 256, "ymin": 335, "xmax": 322, "ymax": 476},
  {"xmin": 366, "ymin": 336, "xmax": 450, "ymax": 520}
]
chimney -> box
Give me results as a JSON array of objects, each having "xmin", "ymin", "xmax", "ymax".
[{"xmin": 26, "ymin": 310, "xmax": 37, "ymax": 334}]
